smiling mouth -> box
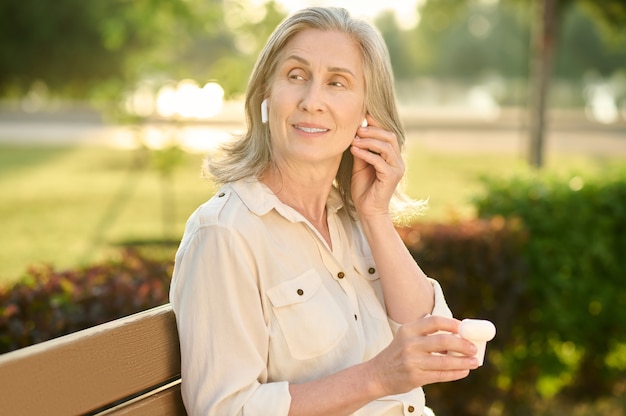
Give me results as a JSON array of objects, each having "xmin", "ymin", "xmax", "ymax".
[{"xmin": 294, "ymin": 125, "xmax": 329, "ymax": 134}]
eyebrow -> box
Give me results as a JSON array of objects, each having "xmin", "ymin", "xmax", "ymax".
[{"xmin": 285, "ymin": 55, "xmax": 356, "ymax": 79}]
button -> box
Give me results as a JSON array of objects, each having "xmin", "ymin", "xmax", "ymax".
[
  {"xmin": 407, "ymin": 405, "xmax": 415, "ymax": 413},
  {"xmin": 337, "ymin": 272, "xmax": 345, "ymax": 279},
  {"xmin": 354, "ymin": 314, "xmax": 358, "ymax": 321},
  {"xmin": 297, "ymin": 289, "xmax": 304, "ymax": 296},
  {"xmin": 368, "ymin": 267, "xmax": 376, "ymax": 274},
  {"xmin": 218, "ymin": 192, "xmax": 225, "ymax": 197}
]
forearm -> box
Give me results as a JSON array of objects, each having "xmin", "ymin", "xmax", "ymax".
[
  {"xmin": 360, "ymin": 214, "xmax": 434, "ymax": 323},
  {"xmin": 288, "ymin": 361, "xmax": 381, "ymax": 416}
]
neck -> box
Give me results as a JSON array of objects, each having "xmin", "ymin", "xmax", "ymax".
[{"xmin": 261, "ymin": 164, "xmax": 335, "ymax": 247}]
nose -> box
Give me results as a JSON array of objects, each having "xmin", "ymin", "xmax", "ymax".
[{"xmin": 298, "ymin": 82, "xmax": 326, "ymax": 114}]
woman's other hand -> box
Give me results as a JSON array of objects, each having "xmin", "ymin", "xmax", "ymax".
[{"xmin": 366, "ymin": 315, "xmax": 479, "ymax": 396}]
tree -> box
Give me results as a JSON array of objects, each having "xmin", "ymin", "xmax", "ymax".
[
  {"xmin": 0, "ymin": 0, "xmax": 228, "ymax": 100},
  {"xmin": 203, "ymin": 0, "xmax": 286, "ymax": 97},
  {"xmin": 411, "ymin": 0, "xmax": 626, "ymax": 168},
  {"xmin": 520, "ymin": 0, "xmax": 626, "ymax": 168},
  {"xmin": 0, "ymin": 0, "xmax": 288, "ymax": 104},
  {"xmin": 527, "ymin": 0, "xmax": 559, "ymax": 168}
]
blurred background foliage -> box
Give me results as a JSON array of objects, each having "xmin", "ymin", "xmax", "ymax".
[
  {"xmin": 1, "ymin": 0, "xmax": 625, "ymax": 109},
  {"xmin": 0, "ymin": 0, "xmax": 286, "ymax": 103}
]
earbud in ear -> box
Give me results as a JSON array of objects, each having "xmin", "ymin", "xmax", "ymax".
[
  {"xmin": 360, "ymin": 118, "xmax": 368, "ymax": 128},
  {"xmin": 261, "ymin": 99, "xmax": 269, "ymax": 124}
]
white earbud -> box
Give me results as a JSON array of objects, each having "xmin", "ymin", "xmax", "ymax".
[
  {"xmin": 261, "ymin": 98, "xmax": 268, "ymax": 124},
  {"xmin": 360, "ymin": 118, "xmax": 368, "ymax": 128}
]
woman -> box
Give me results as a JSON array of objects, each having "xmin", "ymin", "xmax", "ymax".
[{"xmin": 170, "ymin": 7, "xmax": 478, "ymax": 416}]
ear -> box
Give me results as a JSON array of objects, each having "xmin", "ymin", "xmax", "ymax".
[{"xmin": 261, "ymin": 98, "xmax": 269, "ymax": 124}]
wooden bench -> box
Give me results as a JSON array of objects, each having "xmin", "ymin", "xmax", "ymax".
[{"xmin": 0, "ymin": 303, "xmax": 186, "ymax": 415}]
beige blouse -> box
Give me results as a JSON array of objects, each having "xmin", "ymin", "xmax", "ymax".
[{"xmin": 170, "ymin": 178, "xmax": 452, "ymax": 416}]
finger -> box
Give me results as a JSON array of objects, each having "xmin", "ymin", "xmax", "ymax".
[
  {"xmin": 426, "ymin": 369, "xmax": 472, "ymax": 385},
  {"xmin": 357, "ymin": 125, "xmax": 400, "ymax": 153},
  {"xmin": 353, "ymin": 136, "xmax": 395, "ymax": 160},
  {"xmin": 360, "ymin": 114, "xmax": 401, "ymax": 147},
  {"xmin": 396, "ymin": 325, "xmax": 475, "ymax": 361},
  {"xmin": 351, "ymin": 138, "xmax": 403, "ymax": 174},
  {"xmin": 350, "ymin": 146, "xmax": 403, "ymax": 183},
  {"xmin": 350, "ymin": 143, "xmax": 378, "ymax": 168},
  {"xmin": 420, "ymin": 351, "xmax": 478, "ymax": 372},
  {"xmin": 350, "ymin": 146, "xmax": 372, "ymax": 174},
  {"xmin": 354, "ymin": 134, "xmax": 401, "ymax": 173},
  {"xmin": 426, "ymin": 333, "xmax": 478, "ymax": 357},
  {"xmin": 351, "ymin": 138, "xmax": 388, "ymax": 165},
  {"xmin": 403, "ymin": 315, "xmax": 462, "ymax": 336}
]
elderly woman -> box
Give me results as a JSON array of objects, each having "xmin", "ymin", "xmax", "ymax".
[{"xmin": 170, "ymin": 7, "xmax": 478, "ymax": 416}]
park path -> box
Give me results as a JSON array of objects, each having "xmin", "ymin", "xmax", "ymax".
[{"xmin": 0, "ymin": 106, "xmax": 625, "ymax": 157}]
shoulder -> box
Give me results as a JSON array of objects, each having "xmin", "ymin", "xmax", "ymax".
[
  {"xmin": 175, "ymin": 183, "xmax": 255, "ymax": 263},
  {"xmin": 181, "ymin": 179, "xmax": 275, "ymax": 241},
  {"xmin": 193, "ymin": 184, "xmax": 238, "ymax": 225}
]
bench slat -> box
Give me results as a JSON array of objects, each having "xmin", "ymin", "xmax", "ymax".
[
  {"xmin": 0, "ymin": 303, "xmax": 182, "ymax": 416},
  {"xmin": 96, "ymin": 379, "xmax": 185, "ymax": 416}
]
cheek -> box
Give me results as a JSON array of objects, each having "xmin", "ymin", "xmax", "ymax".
[
  {"xmin": 345, "ymin": 100, "xmax": 366, "ymax": 126},
  {"xmin": 343, "ymin": 113, "xmax": 363, "ymax": 135}
]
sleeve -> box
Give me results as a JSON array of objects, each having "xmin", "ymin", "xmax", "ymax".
[
  {"xmin": 429, "ymin": 277, "xmax": 452, "ymax": 318},
  {"xmin": 388, "ymin": 277, "xmax": 452, "ymax": 334},
  {"xmin": 169, "ymin": 224, "xmax": 292, "ymax": 416}
]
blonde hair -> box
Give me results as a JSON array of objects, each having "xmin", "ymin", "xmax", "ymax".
[{"xmin": 205, "ymin": 7, "xmax": 424, "ymax": 221}]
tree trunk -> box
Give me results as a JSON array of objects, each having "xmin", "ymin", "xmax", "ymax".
[{"xmin": 528, "ymin": 0, "xmax": 558, "ymax": 168}]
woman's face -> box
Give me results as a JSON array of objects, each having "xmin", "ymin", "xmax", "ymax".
[{"xmin": 267, "ymin": 28, "xmax": 366, "ymax": 170}]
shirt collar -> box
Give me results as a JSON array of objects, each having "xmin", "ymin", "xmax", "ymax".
[{"xmin": 230, "ymin": 178, "xmax": 345, "ymax": 222}]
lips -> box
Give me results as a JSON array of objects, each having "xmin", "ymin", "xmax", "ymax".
[{"xmin": 294, "ymin": 124, "xmax": 329, "ymax": 134}]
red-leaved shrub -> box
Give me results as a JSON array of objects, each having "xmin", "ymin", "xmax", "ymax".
[{"xmin": 0, "ymin": 249, "xmax": 173, "ymax": 354}]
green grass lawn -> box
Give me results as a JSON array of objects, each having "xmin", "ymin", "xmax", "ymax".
[
  {"xmin": 0, "ymin": 142, "xmax": 623, "ymax": 285},
  {"xmin": 0, "ymin": 145, "xmax": 215, "ymax": 285}
]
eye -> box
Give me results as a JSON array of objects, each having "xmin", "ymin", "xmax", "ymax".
[
  {"xmin": 328, "ymin": 75, "xmax": 350, "ymax": 88},
  {"xmin": 288, "ymin": 69, "xmax": 306, "ymax": 81}
]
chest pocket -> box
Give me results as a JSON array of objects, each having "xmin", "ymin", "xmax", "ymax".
[{"xmin": 267, "ymin": 270, "xmax": 348, "ymax": 360}]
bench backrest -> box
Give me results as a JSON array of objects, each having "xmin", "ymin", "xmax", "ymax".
[{"xmin": 0, "ymin": 303, "xmax": 186, "ymax": 415}]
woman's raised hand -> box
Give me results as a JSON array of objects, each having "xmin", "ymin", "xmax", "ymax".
[
  {"xmin": 365, "ymin": 315, "xmax": 479, "ymax": 397},
  {"xmin": 350, "ymin": 116, "xmax": 405, "ymax": 219}
]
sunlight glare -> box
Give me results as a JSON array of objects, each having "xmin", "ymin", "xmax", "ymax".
[
  {"xmin": 156, "ymin": 83, "xmax": 178, "ymax": 118},
  {"xmin": 585, "ymin": 83, "xmax": 619, "ymax": 124},
  {"xmin": 155, "ymin": 80, "xmax": 225, "ymax": 120},
  {"xmin": 467, "ymin": 86, "xmax": 501, "ymax": 121},
  {"xmin": 175, "ymin": 79, "xmax": 203, "ymax": 119}
]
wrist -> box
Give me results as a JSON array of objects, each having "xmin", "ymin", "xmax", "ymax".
[
  {"xmin": 360, "ymin": 358, "xmax": 389, "ymax": 399},
  {"xmin": 358, "ymin": 212, "xmax": 395, "ymax": 236}
]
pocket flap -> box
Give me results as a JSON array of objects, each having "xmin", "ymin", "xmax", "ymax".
[
  {"xmin": 352, "ymin": 255, "xmax": 379, "ymax": 281},
  {"xmin": 267, "ymin": 270, "xmax": 321, "ymax": 308}
]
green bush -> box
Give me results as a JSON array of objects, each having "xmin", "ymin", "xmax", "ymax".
[
  {"xmin": 473, "ymin": 168, "xmax": 626, "ymax": 403},
  {"xmin": 0, "ymin": 249, "xmax": 173, "ymax": 354}
]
